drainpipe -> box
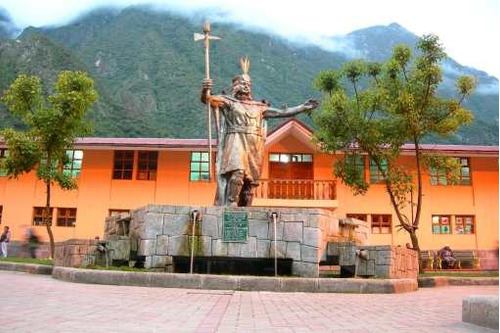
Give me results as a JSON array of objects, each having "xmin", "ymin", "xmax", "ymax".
[
  {"xmin": 190, "ymin": 210, "xmax": 199, "ymax": 274},
  {"xmin": 270, "ymin": 212, "xmax": 279, "ymax": 277}
]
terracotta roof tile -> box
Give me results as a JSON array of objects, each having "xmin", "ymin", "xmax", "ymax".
[{"xmin": 2, "ymin": 119, "xmax": 497, "ymax": 156}]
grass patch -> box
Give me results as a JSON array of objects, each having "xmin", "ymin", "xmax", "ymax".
[
  {"xmin": 420, "ymin": 271, "xmax": 499, "ymax": 278},
  {"xmin": 0, "ymin": 257, "xmax": 53, "ymax": 266},
  {"xmin": 319, "ymin": 273, "xmax": 341, "ymax": 278},
  {"xmin": 81, "ymin": 265, "xmax": 150, "ymax": 272}
]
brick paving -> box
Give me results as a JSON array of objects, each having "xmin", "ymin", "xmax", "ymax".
[{"xmin": 0, "ymin": 271, "xmax": 497, "ymax": 332}]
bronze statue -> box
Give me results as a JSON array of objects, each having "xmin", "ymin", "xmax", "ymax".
[{"xmin": 201, "ymin": 57, "xmax": 318, "ymax": 207}]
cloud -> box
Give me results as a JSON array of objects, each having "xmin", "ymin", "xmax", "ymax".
[{"xmin": 0, "ymin": 0, "xmax": 498, "ymax": 78}]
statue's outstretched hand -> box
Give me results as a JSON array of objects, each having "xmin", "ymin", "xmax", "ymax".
[{"xmin": 303, "ymin": 99, "xmax": 319, "ymax": 110}]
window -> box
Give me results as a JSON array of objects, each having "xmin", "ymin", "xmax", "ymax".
[
  {"xmin": 109, "ymin": 209, "xmax": 130, "ymax": 217},
  {"xmin": 346, "ymin": 214, "xmax": 367, "ymax": 222},
  {"xmin": 190, "ymin": 152, "xmax": 210, "ymax": 181},
  {"xmin": 137, "ymin": 151, "xmax": 158, "ymax": 180},
  {"xmin": 113, "ymin": 151, "xmax": 134, "ymax": 179},
  {"xmin": 432, "ymin": 215, "xmax": 451, "ymax": 234},
  {"xmin": 430, "ymin": 157, "xmax": 471, "ymax": 186},
  {"xmin": 269, "ymin": 153, "xmax": 312, "ymax": 163},
  {"xmin": 371, "ymin": 214, "xmax": 391, "ymax": 234},
  {"xmin": 458, "ymin": 158, "xmax": 471, "ymax": 185},
  {"xmin": 63, "ymin": 150, "xmax": 83, "ymax": 178},
  {"xmin": 0, "ymin": 149, "xmax": 8, "ymax": 176},
  {"xmin": 455, "ymin": 215, "xmax": 475, "ymax": 234},
  {"xmin": 269, "ymin": 153, "xmax": 314, "ymax": 181},
  {"xmin": 0, "ymin": 205, "xmax": 3, "ymax": 224},
  {"xmin": 346, "ymin": 155, "xmax": 365, "ymax": 181},
  {"xmin": 33, "ymin": 207, "xmax": 53, "ymax": 226},
  {"xmin": 57, "ymin": 208, "xmax": 77, "ymax": 227},
  {"xmin": 370, "ymin": 158, "xmax": 387, "ymax": 184},
  {"xmin": 430, "ymin": 166, "xmax": 447, "ymax": 185}
]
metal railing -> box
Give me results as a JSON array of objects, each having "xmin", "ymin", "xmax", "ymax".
[{"xmin": 254, "ymin": 179, "xmax": 336, "ymax": 200}]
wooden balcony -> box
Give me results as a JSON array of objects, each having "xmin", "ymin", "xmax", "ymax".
[{"xmin": 252, "ymin": 179, "xmax": 337, "ymax": 208}]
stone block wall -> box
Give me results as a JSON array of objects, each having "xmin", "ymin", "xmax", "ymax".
[
  {"xmin": 326, "ymin": 241, "xmax": 357, "ymax": 266},
  {"xmin": 124, "ymin": 205, "xmax": 340, "ymax": 277},
  {"xmin": 54, "ymin": 239, "xmax": 96, "ymax": 267},
  {"xmin": 54, "ymin": 237, "xmax": 131, "ymax": 267},
  {"xmin": 476, "ymin": 250, "xmax": 499, "ymax": 270},
  {"xmin": 105, "ymin": 213, "xmax": 131, "ymax": 237},
  {"xmin": 355, "ymin": 245, "xmax": 418, "ymax": 279},
  {"xmin": 106, "ymin": 236, "xmax": 132, "ymax": 261},
  {"xmin": 339, "ymin": 218, "xmax": 370, "ymax": 245}
]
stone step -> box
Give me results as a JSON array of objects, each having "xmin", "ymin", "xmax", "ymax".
[{"xmin": 462, "ymin": 296, "xmax": 499, "ymax": 329}]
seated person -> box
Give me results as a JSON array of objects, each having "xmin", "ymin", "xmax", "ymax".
[{"xmin": 438, "ymin": 245, "xmax": 456, "ymax": 268}]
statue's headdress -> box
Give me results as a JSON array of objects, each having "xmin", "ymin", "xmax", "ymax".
[
  {"xmin": 239, "ymin": 57, "xmax": 250, "ymax": 81},
  {"xmin": 232, "ymin": 57, "xmax": 251, "ymax": 96},
  {"xmin": 233, "ymin": 57, "xmax": 251, "ymax": 84}
]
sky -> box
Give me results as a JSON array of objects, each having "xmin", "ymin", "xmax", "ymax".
[{"xmin": 1, "ymin": 0, "xmax": 499, "ymax": 78}]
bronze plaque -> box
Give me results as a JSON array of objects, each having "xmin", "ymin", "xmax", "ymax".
[{"xmin": 223, "ymin": 211, "xmax": 248, "ymax": 242}]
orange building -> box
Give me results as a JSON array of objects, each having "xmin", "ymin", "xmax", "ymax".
[{"xmin": 0, "ymin": 119, "xmax": 498, "ymax": 261}]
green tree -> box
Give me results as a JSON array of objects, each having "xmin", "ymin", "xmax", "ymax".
[
  {"xmin": 1, "ymin": 71, "xmax": 98, "ymax": 258},
  {"xmin": 313, "ymin": 35, "xmax": 475, "ymax": 269}
]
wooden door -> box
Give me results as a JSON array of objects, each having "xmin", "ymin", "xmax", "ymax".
[{"xmin": 268, "ymin": 153, "xmax": 313, "ymax": 199}]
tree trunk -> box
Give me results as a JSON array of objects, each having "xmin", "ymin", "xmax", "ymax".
[
  {"xmin": 412, "ymin": 138, "xmax": 424, "ymax": 274},
  {"xmin": 45, "ymin": 180, "xmax": 55, "ymax": 259},
  {"xmin": 413, "ymin": 138, "xmax": 423, "ymax": 229},
  {"xmin": 409, "ymin": 230, "xmax": 423, "ymax": 273}
]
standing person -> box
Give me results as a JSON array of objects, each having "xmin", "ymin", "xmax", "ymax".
[
  {"xmin": 0, "ymin": 226, "xmax": 11, "ymax": 258},
  {"xmin": 25, "ymin": 227, "xmax": 39, "ymax": 259},
  {"xmin": 201, "ymin": 57, "xmax": 318, "ymax": 207}
]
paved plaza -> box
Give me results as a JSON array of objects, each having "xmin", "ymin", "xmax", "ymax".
[{"xmin": 0, "ymin": 271, "xmax": 497, "ymax": 332}]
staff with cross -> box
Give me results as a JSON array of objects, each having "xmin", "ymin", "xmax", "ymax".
[{"xmin": 194, "ymin": 21, "xmax": 220, "ymax": 182}]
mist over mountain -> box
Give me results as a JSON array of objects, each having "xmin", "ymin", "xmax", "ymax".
[
  {"xmin": 0, "ymin": 6, "xmax": 497, "ymax": 144},
  {"xmin": 0, "ymin": 8, "xmax": 19, "ymax": 38}
]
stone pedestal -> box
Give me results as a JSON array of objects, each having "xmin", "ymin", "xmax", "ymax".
[
  {"xmin": 56, "ymin": 206, "xmax": 418, "ymax": 280},
  {"xmin": 116, "ymin": 205, "xmax": 340, "ymax": 277},
  {"xmin": 355, "ymin": 245, "xmax": 419, "ymax": 279}
]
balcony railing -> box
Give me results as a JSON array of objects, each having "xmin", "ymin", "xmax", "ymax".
[{"xmin": 254, "ymin": 179, "xmax": 336, "ymax": 200}]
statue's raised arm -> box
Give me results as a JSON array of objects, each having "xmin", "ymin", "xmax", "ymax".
[{"xmin": 263, "ymin": 99, "xmax": 318, "ymax": 118}]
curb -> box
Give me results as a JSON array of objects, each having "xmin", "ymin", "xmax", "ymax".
[
  {"xmin": 418, "ymin": 276, "xmax": 499, "ymax": 288},
  {"xmin": 52, "ymin": 267, "xmax": 418, "ymax": 294},
  {"xmin": 0, "ymin": 262, "xmax": 53, "ymax": 275},
  {"xmin": 3, "ymin": 263, "xmax": 496, "ymax": 293}
]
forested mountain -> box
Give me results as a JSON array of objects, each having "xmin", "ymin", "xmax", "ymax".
[
  {"xmin": 341, "ymin": 23, "xmax": 499, "ymax": 144},
  {"xmin": 0, "ymin": 6, "xmax": 497, "ymax": 144}
]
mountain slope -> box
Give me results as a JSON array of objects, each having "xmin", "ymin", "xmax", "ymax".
[
  {"xmin": 342, "ymin": 23, "xmax": 499, "ymax": 144},
  {"xmin": 0, "ymin": 27, "xmax": 123, "ymax": 133},
  {"xmin": 40, "ymin": 7, "xmax": 344, "ymax": 138},
  {"xmin": 0, "ymin": 6, "xmax": 497, "ymax": 144}
]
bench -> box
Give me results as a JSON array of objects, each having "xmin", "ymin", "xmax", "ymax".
[
  {"xmin": 421, "ymin": 250, "xmax": 481, "ymax": 270},
  {"xmin": 420, "ymin": 250, "xmax": 436, "ymax": 269},
  {"xmin": 453, "ymin": 250, "xmax": 481, "ymax": 269}
]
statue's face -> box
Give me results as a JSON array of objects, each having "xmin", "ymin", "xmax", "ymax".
[{"xmin": 233, "ymin": 76, "xmax": 251, "ymax": 97}]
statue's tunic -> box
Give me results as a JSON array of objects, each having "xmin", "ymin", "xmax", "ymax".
[{"xmin": 219, "ymin": 98, "xmax": 267, "ymax": 182}]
